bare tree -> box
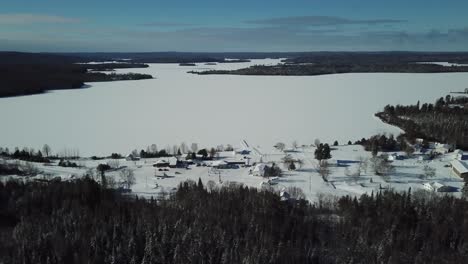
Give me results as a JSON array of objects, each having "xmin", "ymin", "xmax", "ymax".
[
  {"xmin": 180, "ymin": 142, "xmax": 188, "ymax": 154},
  {"xmin": 275, "ymin": 142, "xmax": 286, "ymax": 151},
  {"xmin": 119, "ymin": 168, "xmax": 136, "ymax": 189},
  {"xmin": 370, "ymin": 156, "xmax": 395, "ymax": 181},
  {"xmin": 285, "ymin": 186, "xmax": 306, "ymax": 200},
  {"xmin": 106, "ymin": 176, "xmax": 117, "ymax": 189},
  {"xmin": 150, "ymin": 144, "xmax": 158, "ymax": 154},
  {"xmin": 216, "ymin": 145, "xmax": 224, "ymax": 152},
  {"xmin": 209, "ymin": 148, "xmax": 216, "ymax": 159},
  {"xmin": 107, "ymin": 159, "xmax": 120, "ymax": 169},
  {"xmin": 317, "ymin": 160, "xmax": 330, "ymax": 182},
  {"xmin": 421, "ymin": 165, "xmax": 436, "ymax": 180},
  {"xmin": 206, "ymin": 180, "xmax": 217, "ymax": 192},
  {"xmin": 21, "ymin": 161, "xmax": 39, "ymax": 175},
  {"xmin": 225, "ymin": 144, "xmax": 234, "ymax": 151},
  {"xmin": 292, "ymin": 140, "xmax": 298, "ymax": 149},
  {"xmin": 191, "ymin": 143, "xmax": 198, "ymax": 153},
  {"xmin": 314, "ymin": 138, "xmax": 321, "ymax": 147},
  {"xmin": 404, "ymin": 145, "xmax": 415, "ymax": 158},
  {"xmin": 42, "ymin": 144, "xmax": 51, "ymax": 157},
  {"xmin": 296, "ymin": 159, "xmax": 304, "ymax": 170},
  {"xmin": 358, "ymin": 156, "xmax": 369, "ymax": 174},
  {"xmin": 165, "ymin": 145, "xmax": 171, "ymax": 155}
]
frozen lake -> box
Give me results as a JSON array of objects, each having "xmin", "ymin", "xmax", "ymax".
[{"xmin": 1, "ymin": 59, "xmax": 467, "ymax": 156}]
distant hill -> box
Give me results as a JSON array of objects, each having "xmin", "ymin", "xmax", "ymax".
[{"xmin": 0, "ymin": 51, "xmax": 83, "ymax": 64}]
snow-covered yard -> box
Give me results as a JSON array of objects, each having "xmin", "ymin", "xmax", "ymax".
[{"xmin": 2, "ymin": 145, "xmax": 465, "ymax": 202}]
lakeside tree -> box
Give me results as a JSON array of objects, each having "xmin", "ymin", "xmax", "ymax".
[
  {"xmin": 315, "ymin": 143, "xmax": 332, "ymax": 161},
  {"xmin": 42, "ymin": 144, "xmax": 51, "ymax": 157},
  {"xmin": 119, "ymin": 168, "xmax": 136, "ymax": 189}
]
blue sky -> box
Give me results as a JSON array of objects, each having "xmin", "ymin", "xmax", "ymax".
[{"xmin": 1, "ymin": 0, "xmax": 468, "ymax": 52}]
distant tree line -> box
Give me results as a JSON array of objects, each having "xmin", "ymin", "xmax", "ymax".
[
  {"xmin": 189, "ymin": 63, "xmax": 468, "ymax": 76},
  {"xmin": 376, "ymin": 95, "xmax": 468, "ymax": 149},
  {"xmin": 0, "ymin": 178, "xmax": 468, "ymax": 263},
  {"xmin": 0, "ymin": 147, "xmax": 50, "ymax": 163},
  {"xmin": 354, "ymin": 134, "xmax": 408, "ymax": 154}
]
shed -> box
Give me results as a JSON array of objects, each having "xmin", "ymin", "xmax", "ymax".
[{"xmin": 451, "ymin": 160, "xmax": 468, "ymax": 178}]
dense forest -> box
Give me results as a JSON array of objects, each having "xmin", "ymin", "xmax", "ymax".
[
  {"xmin": 376, "ymin": 95, "xmax": 468, "ymax": 149},
  {"xmin": 61, "ymin": 51, "xmax": 468, "ymax": 64},
  {"xmin": 281, "ymin": 52, "xmax": 468, "ymax": 65},
  {"xmin": 0, "ymin": 52, "xmax": 152, "ymax": 98},
  {"xmin": 0, "ymin": 178, "xmax": 467, "ymax": 263},
  {"xmin": 189, "ymin": 63, "xmax": 468, "ymax": 76}
]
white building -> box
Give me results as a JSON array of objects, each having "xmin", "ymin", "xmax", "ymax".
[
  {"xmin": 422, "ymin": 182, "xmax": 444, "ymax": 192},
  {"xmin": 434, "ymin": 143, "xmax": 453, "ymax": 154},
  {"xmin": 451, "ymin": 160, "xmax": 468, "ymax": 178},
  {"xmin": 252, "ymin": 163, "xmax": 267, "ymax": 177}
]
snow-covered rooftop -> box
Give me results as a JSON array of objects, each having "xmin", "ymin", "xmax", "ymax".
[{"xmin": 451, "ymin": 160, "xmax": 468, "ymax": 174}]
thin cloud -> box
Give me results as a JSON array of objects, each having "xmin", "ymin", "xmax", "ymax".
[
  {"xmin": 139, "ymin": 22, "xmax": 195, "ymax": 27},
  {"xmin": 0, "ymin": 14, "xmax": 81, "ymax": 24},
  {"xmin": 245, "ymin": 16, "xmax": 406, "ymax": 27}
]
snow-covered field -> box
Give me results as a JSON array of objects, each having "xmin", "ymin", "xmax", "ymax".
[
  {"xmin": 2, "ymin": 145, "xmax": 465, "ymax": 202},
  {"xmin": 1, "ymin": 59, "xmax": 468, "ymax": 156}
]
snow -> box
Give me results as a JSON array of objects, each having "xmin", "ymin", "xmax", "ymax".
[
  {"xmin": 2, "ymin": 59, "xmax": 468, "ymax": 156},
  {"xmin": 416, "ymin": 62, "xmax": 468, "ymax": 67},
  {"xmin": 2, "ymin": 145, "xmax": 465, "ymax": 202}
]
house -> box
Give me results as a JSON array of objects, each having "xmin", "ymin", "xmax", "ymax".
[
  {"xmin": 385, "ymin": 153, "xmax": 406, "ymax": 162},
  {"xmin": 454, "ymin": 150, "xmax": 468, "ymax": 161},
  {"xmin": 422, "ymin": 182, "xmax": 457, "ymax": 192},
  {"xmin": 434, "ymin": 143, "xmax": 454, "ymax": 154},
  {"xmin": 422, "ymin": 182, "xmax": 444, "ymax": 192},
  {"xmin": 153, "ymin": 157, "xmax": 178, "ymax": 168},
  {"xmin": 212, "ymin": 160, "xmax": 242, "ymax": 169},
  {"xmin": 252, "ymin": 163, "xmax": 267, "ymax": 177},
  {"xmin": 153, "ymin": 159, "xmax": 170, "ymax": 168},
  {"xmin": 126, "ymin": 154, "xmax": 140, "ymax": 161},
  {"xmin": 451, "ymin": 160, "xmax": 468, "ymax": 178}
]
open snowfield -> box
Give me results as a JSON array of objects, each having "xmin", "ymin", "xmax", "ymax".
[
  {"xmin": 1, "ymin": 59, "xmax": 468, "ymax": 156},
  {"xmin": 2, "ymin": 145, "xmax": 465, "ymax": 202}
]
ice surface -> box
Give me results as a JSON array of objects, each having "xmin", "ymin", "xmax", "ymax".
[{"xmin": 0, "ymin": 59, "xmax": 467, "ymax": 156}]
